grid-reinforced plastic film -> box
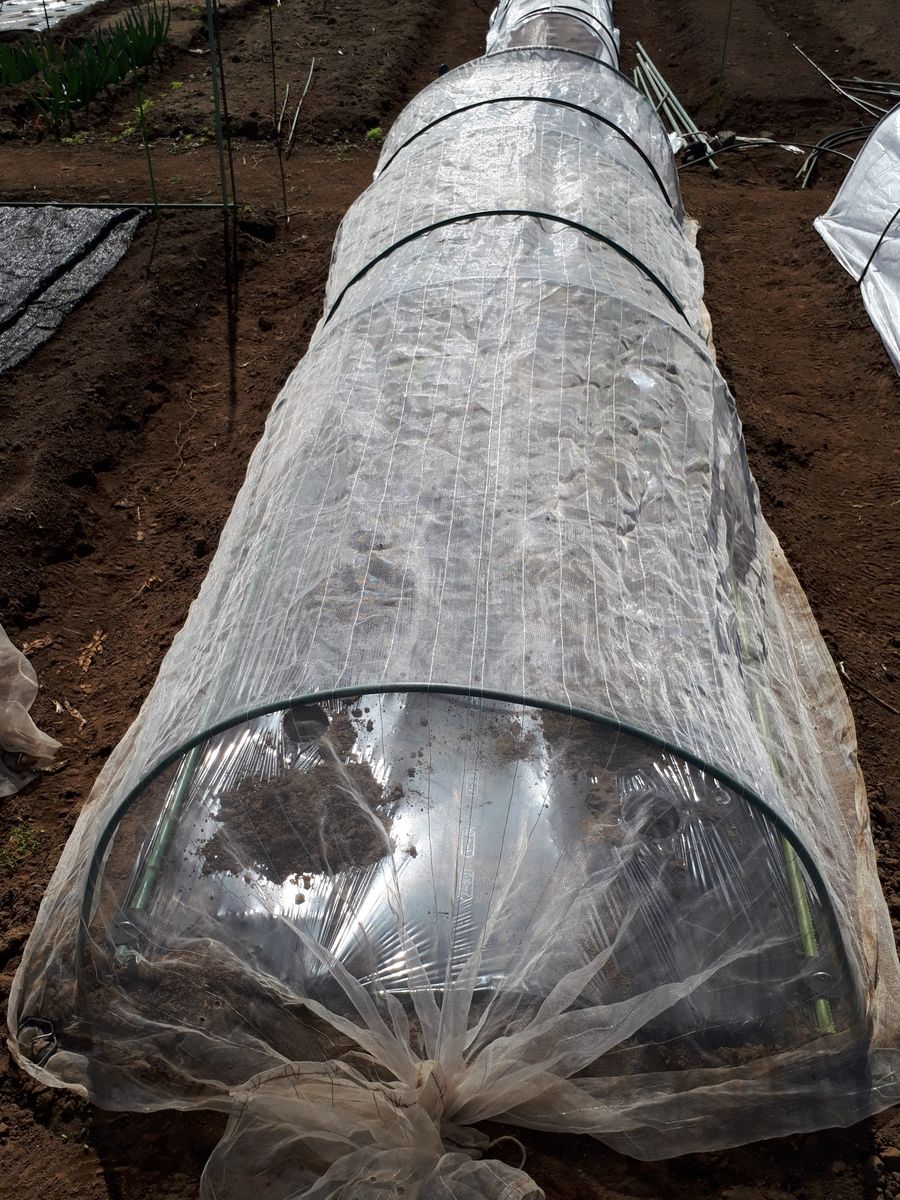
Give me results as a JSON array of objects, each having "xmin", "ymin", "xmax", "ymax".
[{"xmin": 10, "ymin": 3, "xmax": 900, "ymax": 1195}]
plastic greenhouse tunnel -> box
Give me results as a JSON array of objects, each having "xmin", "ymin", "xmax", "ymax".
[
  {"xmin": 816, "ymin": 103, "xmax": 900, "ymax": 376},
  {"xmin": 10, "ymin": 2, "xmax": 900, "ymax": 1196}
]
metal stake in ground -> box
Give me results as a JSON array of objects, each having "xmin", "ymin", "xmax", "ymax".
[
  {"xmin": 129, "ymin": 47, "xmax": 159, "ymax": 214},
  {"xmin": 713, "ymin": 0, "xmax": 735, "ymax": 125},
  {"xmin": 267, "ymin": 2, "xmax": 289, "ymax": 221},
  {"xmin": 204, "ymin": 0, "xmax": 231, "ymax": 212}
]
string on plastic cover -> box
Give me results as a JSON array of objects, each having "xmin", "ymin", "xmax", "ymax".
[{"xmin": 10, "ymin": 3, "xmax": 900, "ymax": 1196}]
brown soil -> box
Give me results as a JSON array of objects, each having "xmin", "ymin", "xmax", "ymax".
[
  {"xmin": 195, "ymin": 705, "xmax": 402, "ymax": 882},
  {"xmin": 199, "ymin": 758, "xmax": 391, "ymax": 881},
  {"xmin": 281, "ymin": 703, "xmax": 329, "ymax": 744},
  {"xmin": 323, "ymin": 709, "xmax": 358, "ymax": 761},
  {"xmin": 541, "ymin": 710, "xmax": 649, "ymax": 776},
  {"xmin": 0, "ymin": 0, "xmax": 469, "ymax": 144},
  {"xmin": 63, "ymin": 945, "xmax": 363, "ymax": 1106},
  {"xmin": 493, "ymin": 717, "xmax": 539, "ymax": 765},
  {"xmin": 1, "ymin": 0, "xmax": 900, "ymax": 1195}
]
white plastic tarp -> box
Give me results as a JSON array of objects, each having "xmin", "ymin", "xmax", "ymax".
[
  {"xmin": 0, "ymin": 624, "xmax": 59, "ymax": 796},
  {"xmin": 816, "ymin": 106, "xmax": 900, "ymax": 374}
]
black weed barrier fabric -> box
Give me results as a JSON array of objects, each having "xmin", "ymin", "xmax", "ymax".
[{"xmin": 0, "ymin": 206, "xmax": 140, "ymax": 373}]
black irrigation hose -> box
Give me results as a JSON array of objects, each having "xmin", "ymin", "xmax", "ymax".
[
  {"xmin": 837, "ymin": 77, "xmax": 900, "ymax": 89},
  {"xmin": 814, "ymin": 126, "xmax": 875, "ymax": 142},
  {"xmin": 791, "ymin": 40, "xmax": 887, "ymax": 120},
  {"xmin": 678, "ymin": 138, "xmax": 857, "ymax": 173},
  {"xmin": 798, "ymin": 127, "xmax": 872, "ymax": 188},
  {"xmin": 323, "ymin": 209, "xmax": 688, "ymax": 327},
  {"xmin": 838, "ymin": 84, "xmax": 900, "ymax": 101},
  {"xmin": 0, "ymin": 207, "xmax": 138, "ymax": 339},
  {"xmin": 378, "ymin": 95, "xmax": 674, "ymax": 208},
  {"xmin": 858, "ymin": 204, "xmax": 900, "ymax": 284}
]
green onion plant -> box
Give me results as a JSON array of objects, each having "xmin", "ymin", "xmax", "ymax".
[{"xmin": 0, "ymin": 2, "xmax": 171, "ymax": 131}]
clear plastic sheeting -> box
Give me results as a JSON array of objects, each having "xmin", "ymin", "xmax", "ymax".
[
  {"xmin": 376, "ymin": 49, "xmax": 682, "ymax": 214},
  {"xmin": 815, "ymin": 106, "xmax": 900, "ymax": 374},
  {"xmin": 0, "ymin": 623, "xmax": 59, "ymax": 797},
  {"xmin": 9, "ymin": 0, "xmax": 900, "ymax": 1192},
  {"xmin": 487, "ymin": 0, "xmax": 619, "ymax": 64},
  {"xmin": 8, "ymin": 697, "xmax": 872, "ymax": 1173},
  {"xmin": 331, "ymin": 83, "xmax": 699, "ymax": 326},
  {"xmin": 0, "ymin": 206, "xmax": 141, "ymax": 374}
]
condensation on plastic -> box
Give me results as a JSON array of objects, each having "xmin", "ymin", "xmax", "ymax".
[
  {"xmin": 0, "ymin": 623, "xmax": 60, "ymax": 797},
  {"xmin": 0, "ymin": 207, "xmax": 141, "ymax": 374},
  {"xmin": 815, "ymin": 106, "xmax": 900, "ymax": 375},
  {"xmin": 9, "ymin": 2, "xmax": 900, "ymax": 1194}
]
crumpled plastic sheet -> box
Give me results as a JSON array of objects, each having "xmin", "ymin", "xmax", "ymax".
[
  {"xmin": 0, "ymin": 0, "xmax": 95, "ymax": 32},
  {"xmin": 0, "ymin": 624, "xmax": 60, "ymax": 797},
  {"xmin": 0, "ymin": 206, "xmax": 141, "ymax": 375},
  {"xmin": 815, "ymin": 105, "xmax": 900, "ymax": 375},
  {"xmin": 9, "ymin": 3, "xmax": 900, "ymax": 1196}
]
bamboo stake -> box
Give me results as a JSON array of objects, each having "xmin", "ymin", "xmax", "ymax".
[
  {"xmin": 285, "ymin": 56, "xmax": 315, "ymax": 159},
  {"xmin": 204, "ymin": 0, "xmax": 230, "ymax": 212}
]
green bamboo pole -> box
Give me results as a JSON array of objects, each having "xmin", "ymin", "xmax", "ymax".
[
  {"xmin": 130, "ymin": 57, "xmax": 159, "ymax": 213},
  {"xmin": 130, "ymin": 744, "xmax": 203, "ymax": 912},
  {"xmin": 730, "ymin": 576, "xmax": 835, "ymax": 1034},
  {"xmin": 204, "ymin": 0, "xmax": 231, "ymax": 212}
]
